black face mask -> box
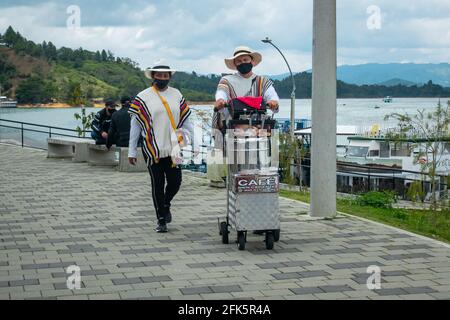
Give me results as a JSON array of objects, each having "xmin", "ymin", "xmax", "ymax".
[
  {"xmin": 237, "ymin": 62, "xmax": 253, "ymax": 75},
  {"xmin": 154, "ymin": 79, "xmax": 170, "ymax": 90},
  {"xmin": 107, "ymin": 108, "xmax": 116, "ymax": 114}
]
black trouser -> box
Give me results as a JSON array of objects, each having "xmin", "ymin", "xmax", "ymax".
[{"xmin": 142, "ymin": 151, "xmax": 182, "ymax": 223}]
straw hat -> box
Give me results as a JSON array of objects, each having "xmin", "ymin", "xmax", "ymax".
[
  {"xmin": 225, "ymin": 46, "xmax": 262, "ymax": 70},
  {"xmin": 144, "ymin": 60, "xmax": 177, "ymax": 79}
]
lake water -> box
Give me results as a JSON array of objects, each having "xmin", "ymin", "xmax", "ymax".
[
  {"xmin": 0, "ymin": 97, "xmax": 449, "ymax": 149},
  {"xmin": 1, "ymin": 97, "xmax": 448, "ymax": 128}
]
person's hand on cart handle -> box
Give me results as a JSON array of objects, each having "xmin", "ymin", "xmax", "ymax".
[
  {"xmin": 214, "ymin": 99, "xmax": 227, "ymax": 112},
  {"xmin": 267, "ymin": 100, "xmax": 279, "ymax": 112}
]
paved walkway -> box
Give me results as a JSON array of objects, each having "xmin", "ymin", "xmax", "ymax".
[{"xmin": 0, "ymin": 144, "xmax": 449, "ymax": 300}]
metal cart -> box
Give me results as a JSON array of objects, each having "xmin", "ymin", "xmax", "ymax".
[{"xmin": 218, "ymin": 100, "xmax": 280, "ymax": 250}]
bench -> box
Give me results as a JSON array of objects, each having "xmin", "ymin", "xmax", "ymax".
[
  {"xmin": 87, "ymin": 144, "xmax": 119, "ymax": 166},
  {"xmin": 117, "ymin": 147, "xmax": 148, "ymax": 172},
  {"xmin": 47, "ymin": 137, "xmax": 95, "ymax": 161}
]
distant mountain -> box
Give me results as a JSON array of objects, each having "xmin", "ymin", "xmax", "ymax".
[
  {"xmin": 269, "ymin": 73, "xmax": 293, "ymax": 81},
  {"xmin": 377, "ymin": 78, "xmax": 418, "ymax": 87},
  {"xmin": 273, "ymin": 72, "xmax": 450, "ymax": 99},
  {"xmin": 336, "ymin": 63, "xmax": 450, "ymax": 87}
]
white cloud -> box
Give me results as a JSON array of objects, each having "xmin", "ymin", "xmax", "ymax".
[{"xmin": 0, "ymin": 0, "xmax": 449, "ymax": 74}]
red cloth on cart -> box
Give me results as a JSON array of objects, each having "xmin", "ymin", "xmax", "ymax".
[{"xmin": 235, "ymin": 96, "xmax": 263, "ymax": 110}]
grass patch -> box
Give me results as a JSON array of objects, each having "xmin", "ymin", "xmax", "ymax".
[{"xmin": 280, "ymin": 189, "xmax": 450, "ymax": 244}]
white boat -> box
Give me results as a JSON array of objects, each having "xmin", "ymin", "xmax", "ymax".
[
  {"xmin": 0, "ymin": 96, "xmax": 17, "ymax": 108},
  {"xmin": 383, "ymin": 96, "xmax": 393, "ymax": 103}
]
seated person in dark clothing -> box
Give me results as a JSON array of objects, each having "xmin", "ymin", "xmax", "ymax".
[
  {"xmin": 91, "ymin": 100, "xmax": 117, "ymax": 145},
  {"xmin": 107, "ymin": 96, "xmax": 133, "ymax": 149}
]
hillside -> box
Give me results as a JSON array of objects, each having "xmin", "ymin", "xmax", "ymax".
[
  {"xmin": 49, "ymin": 64, "xmax": 120, "ymax": 100},
  {"xmin": 0, "ymin": 47, "xmax": 51, "ymax": 97},
  {"xmin": 0, "ymin": 26, "xmax": 214, "ymax": 104},
  {"xmin": 377, "ymin": 78, "xmax": 417, "ymax": 87}
]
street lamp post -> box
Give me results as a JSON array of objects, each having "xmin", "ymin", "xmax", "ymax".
[{"xmin": 262, "ymin": 37, "xmax": 296, "ymax": 138}]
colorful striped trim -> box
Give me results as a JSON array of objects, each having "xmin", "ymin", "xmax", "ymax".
[
  {"xmin": 130, "ymin": 96, "xmax": 160, "ymax": 163},
  {"xmin": 218, "ymin": 78, "xmax": 237, "ymax": 99},
  {"xmin": 136, "ymin": 96, "xmax": 160, "ymax": 161},
  {"xmin": 178, "ymin": 98, "xmax": 191, "ymax": 129}
]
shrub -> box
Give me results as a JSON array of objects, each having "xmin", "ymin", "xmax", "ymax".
[
  {"xmin": 357, "ymin": 191, "xmax": 395, "ymax": 209},
  {"xmin": 406, "ymin": 181, "xmax": 425, "ymax": 203}
]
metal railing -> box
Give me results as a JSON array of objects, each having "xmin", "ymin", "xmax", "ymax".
[
  {"xmin": 282, "ymin": 156, "xmax": 448, "ymax": 201},
  {"xmin": 0, "ymin": 118, "xmax": 91, "ymax": 150},
  {"xmin": 3, "ymin": 118, "xmax": 445, "ymax": 201},
  {"xmin": 0, "ymin": 118, "xmax": 211, "ymax": 168}
]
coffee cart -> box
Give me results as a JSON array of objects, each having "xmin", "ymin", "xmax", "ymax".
[{"xmin": 218, "ymin": 98, "xmax": 280, "ymax": 250}]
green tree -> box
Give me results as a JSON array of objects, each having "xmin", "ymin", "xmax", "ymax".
[
  {"xmin": 101, "ymin": 49, "xmax": 108, "ymax": 62},
  {"xmin": 407, "ymin": 181, "xmax": 426, "ymax": 204},
  {"xmin": 3, "ymin": 26, "xmax": 18, "ymax": 47},
  {"xmin": 107, "ymin": 50, "xmax": 114, "ymax": 62},
  {"xmin": 69, "ymin": 81, "xmax": 95, "ymax": 138},
  {"xmin": 385, "ymin": 101, "xmax": 450, "ymax": 212},
  {"xmin": 74, "ymin": 107, "xmax": 95, "ymax": 138},
  {"xmin": 58, "ymin": 47, "xmax": 74, "ymax": 61},
  {"xmin": 16, "ymin": 74, "xmax": 54, "ymax": 103},
  {"xmin": 66, "ymin": 81, "xmax": 84, "ymax": 106},
  {"xmin": 46, "ymin": 42, "xmax": 57, "ymax": 61},
  {"xmin": 0, "ymin": 52, "xmax": 16, "ymax": 94},
  {"xmin": 41, "ymin": 41, "xmax": 47, "ymax": 58},
  {"xmin": 95, "ymin": 50, "xmax": 101, "ymax": 62},
  {"xmin": 278, "ymin": 133, "xmax": 304, "ymax": 185}
]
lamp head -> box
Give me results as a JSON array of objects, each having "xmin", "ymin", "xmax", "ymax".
[{"xmin": 261, "ymin": 37, "xmax": 272, "ymax": 43}]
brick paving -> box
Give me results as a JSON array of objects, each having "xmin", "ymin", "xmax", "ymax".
[{"xmin": 0, "ymin": 143, "xmax": 449, "ymax": 300}]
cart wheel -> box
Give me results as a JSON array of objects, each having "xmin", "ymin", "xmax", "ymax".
[
  {"xmin": 265, "ymin": 232, "xmax": 274, "ymax": 250},
  {"xmin": 237, "ymin": 232, "xmax": 246, "ymax": 251},
  {"xmin": 273, "ymin": 230, "xmax": 281, "ymax": 242},
  {"xmin": 220, "ymin": 222, "xmax": 229, "ymax": 244}
]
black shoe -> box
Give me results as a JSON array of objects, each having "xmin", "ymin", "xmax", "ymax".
[
  {"xmin": 155, "ymin": 222, "xmax": 168, "ymax": 233},
  {"xmin": 164, "ymin": 206, "xmax": 172, "ymax": 224}
]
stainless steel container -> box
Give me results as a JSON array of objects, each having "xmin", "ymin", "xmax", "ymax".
[{"xmin": 226, "ymin": 133, "xmax": 272, "ymax": 175}]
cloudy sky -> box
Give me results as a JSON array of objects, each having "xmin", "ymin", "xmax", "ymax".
[{"xmin": 0, "ymin": 0, "xmax": 449, "ymax": 75}]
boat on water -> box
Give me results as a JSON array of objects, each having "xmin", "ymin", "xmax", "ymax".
[
  {"xmin": 383, "ymin": 96, "xmax": 393, "ymax": 103},
  {"xmin": 0, "ymin": 96, "xmax": 17, "ymax": 108}
]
